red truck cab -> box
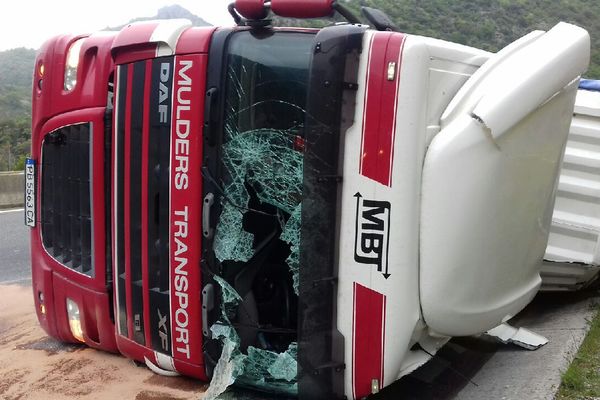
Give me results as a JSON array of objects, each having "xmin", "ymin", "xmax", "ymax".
[
  {"xmin": 29, "ymin": 11, "xmax": 367, "ymax": 394},
  {"xmin": 31, "ymin": 19, "xmax": 223, "ymax": 375}
]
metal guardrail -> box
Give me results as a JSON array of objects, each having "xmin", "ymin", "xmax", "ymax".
[{"xmin": 0, "ymin": 171, "xmax": 24, "ymax": 209}]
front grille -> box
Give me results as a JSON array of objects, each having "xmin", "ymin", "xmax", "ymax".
[
  {"xmin": 114, "ymin": 59, "xmax": 173, "ymax": 350},
  {"xmin": 41, "ymin": 123, "xmax": 93, "ymax": 276}
]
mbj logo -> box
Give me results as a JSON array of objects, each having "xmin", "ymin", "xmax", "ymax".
[{"xmin": 353, "ymin": 192, "xmax": 391, "ymax": 279}]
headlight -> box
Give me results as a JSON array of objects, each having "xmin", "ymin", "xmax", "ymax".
[
  {"xmin": 66, "ymin": 298, "xmax": 84, "ymax": 342},
  {"xmin": 38, "ymin": 291, "xmax": 46, "ymax": 315},
  {"xmin": 64, "ymin": 38, "xmax": 85, "ymax": 91}
]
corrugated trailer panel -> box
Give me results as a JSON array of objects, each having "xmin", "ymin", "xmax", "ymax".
[{"xmin": 542, "ymin": 86, "xmax": 600, "ymax": 290}]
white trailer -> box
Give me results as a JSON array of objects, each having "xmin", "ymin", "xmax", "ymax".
[{"xmin": 543, "ymin": 83, "xmax": 600, "ymax": 290}]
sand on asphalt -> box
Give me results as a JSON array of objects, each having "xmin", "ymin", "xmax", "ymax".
[{"xmin": 0, "ymin": 284, "xmax": 209, "ymax": 400}]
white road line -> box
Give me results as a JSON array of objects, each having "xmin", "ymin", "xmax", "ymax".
[
  {"xmin": 0, "ymin": 208, "xmax": 24, "ymax": 214},
  {"xmin": 1, "ymin": 277, "xmax": 32, "ymax": 285}
]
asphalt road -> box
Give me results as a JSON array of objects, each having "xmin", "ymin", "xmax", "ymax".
[
  {"xmin": 0, "ymin": 208, "xmax": 31, "ymax": 284},
  {"xmin": 376, "ymin": 289, "xmax": 598, "ymax": 400},
  {"xmin": 0, "ymin": 206, "xmax": 595, "ymax": 399}
]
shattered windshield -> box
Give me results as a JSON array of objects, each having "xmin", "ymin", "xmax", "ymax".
[{"xmin": 206, "ymin": 30, "xmax": 314, "ymax": 399}]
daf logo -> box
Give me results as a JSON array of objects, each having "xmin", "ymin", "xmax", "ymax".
[{"xmin": 158, "ymin": 62, "xmax": 171, "ymax": 124}]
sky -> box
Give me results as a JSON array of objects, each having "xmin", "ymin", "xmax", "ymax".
[{"xmin": 0, "ymin": 0, "xmax": 234, "ymax": 51}]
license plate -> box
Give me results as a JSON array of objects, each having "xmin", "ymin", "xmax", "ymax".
[{"xmin": 24, "ymin": 158, "xmax": 35, "ymax": 227}]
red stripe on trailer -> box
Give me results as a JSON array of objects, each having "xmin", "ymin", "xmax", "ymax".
[
  {"xmin": 360, "ymin": 33, "xmax": 390, "ymax": 185},
  {"xmin": 352, "ymin": 282, "xmax": 387, "ymax": 399},
  {"xmin": 141, "ymin": 60, "xmax": 152, "ymax": 346},
  {"xmin": 386, "ymin": 34, "xmax": 406, "ymax": 186},
  {"xmin": 124, "ymin": 65, "xmax": 134, "ymax": 339},
  {"xmin": 169, "ymin": 54, "xmax": 205, "ymax": 366},
  {"xmin": 358, "ymin": 34, "xmax": 375, "ymax": 175},
  {"xmin": 359, "ymin": 33, "xmax": 406, "ymax": 187}
]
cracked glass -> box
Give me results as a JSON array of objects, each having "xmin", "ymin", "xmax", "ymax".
[{"xmin": 206, "ymin": 30, "xmax": 314, "ymax": 398}]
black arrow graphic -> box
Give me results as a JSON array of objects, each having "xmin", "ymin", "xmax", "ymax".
[
  {"xmin": 353, "ymin": 192, "xmax": 391, "ymax": 280},
  {"xmin": 382, "ymin": 200, "xmax": 391, "ymax": 280},
  {"xmin": 353, "ymin": 192, "xmax": 362, "ymax": 261}
]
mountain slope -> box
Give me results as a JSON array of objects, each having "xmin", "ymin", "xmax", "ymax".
[
  {"xmin": 0, "ymin": 4, "xmax": 211, "ymax": 170},
  {"xmin": 276, "ymin": 0, "xmax": 600, "ymax": 78},
  {"xmin": 108, "ymin": 4, "xmax": 211, "ymax": 29},
  {"xmin": 0, "ymin": 48, "xmax": 35, "ymax": 121},
  {"xmin": 334, "ymin": 0, "xmax": 600, "ymax": 78},
  {"xmin": 0, "ymin": 2, "xmax": 599, "ymax": 171}
]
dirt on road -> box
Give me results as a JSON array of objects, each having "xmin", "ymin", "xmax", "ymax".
[{"xmin": 0, "ymin": 284, "xmax": 208, "ymax": 400}]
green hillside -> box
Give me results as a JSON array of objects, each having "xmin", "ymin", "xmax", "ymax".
[
  {"xmin": 345, "ymin": 0, "xmax": 600, "ymax": 78},
  {"xmin": 0, "ymin": 2, "xmax": 599, "ymax": 171},
  {"xmin": 0, "ymin": 47, "xmax": 35, "ymax": 171},
  {"xmin": 276, "ymin": 0, "xmax": 600, "ymax": 78},
  {"xmin": 0, "ymin": 48, "xmax": 35, "ymax": 121},
  {"xmin": 107, "ymin": 4, "xmax": 210, "ymax": 30}
]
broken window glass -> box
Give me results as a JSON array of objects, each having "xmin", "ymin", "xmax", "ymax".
[
  {"xmin": 204, "ymin": 270, "xmax": 299, "ymax": 399},
  {"xmin": 206, "ymin": 30, "xmax": 315, "ymax": 397}
]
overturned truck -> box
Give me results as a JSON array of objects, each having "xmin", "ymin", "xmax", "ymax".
[{"xmin": 27, "ymin": 1, "xmax": 590, "ymax": 398}]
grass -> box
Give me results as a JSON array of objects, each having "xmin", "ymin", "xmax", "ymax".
[{"xmin": 556, "ymin": 305, "xmax": 600, "ymax": 400}]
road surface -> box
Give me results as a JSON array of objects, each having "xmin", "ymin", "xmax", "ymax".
[
  {"xmin": 0, "ymin": 209, "xmax": 209, "ymax": 399},
  {"xmin": 0, "ymin": 208, "xmax": 596, "ymax": 399},
  {"xmin": 0, "ymin": 208, "xmax": 31, "ymax": 285}
]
